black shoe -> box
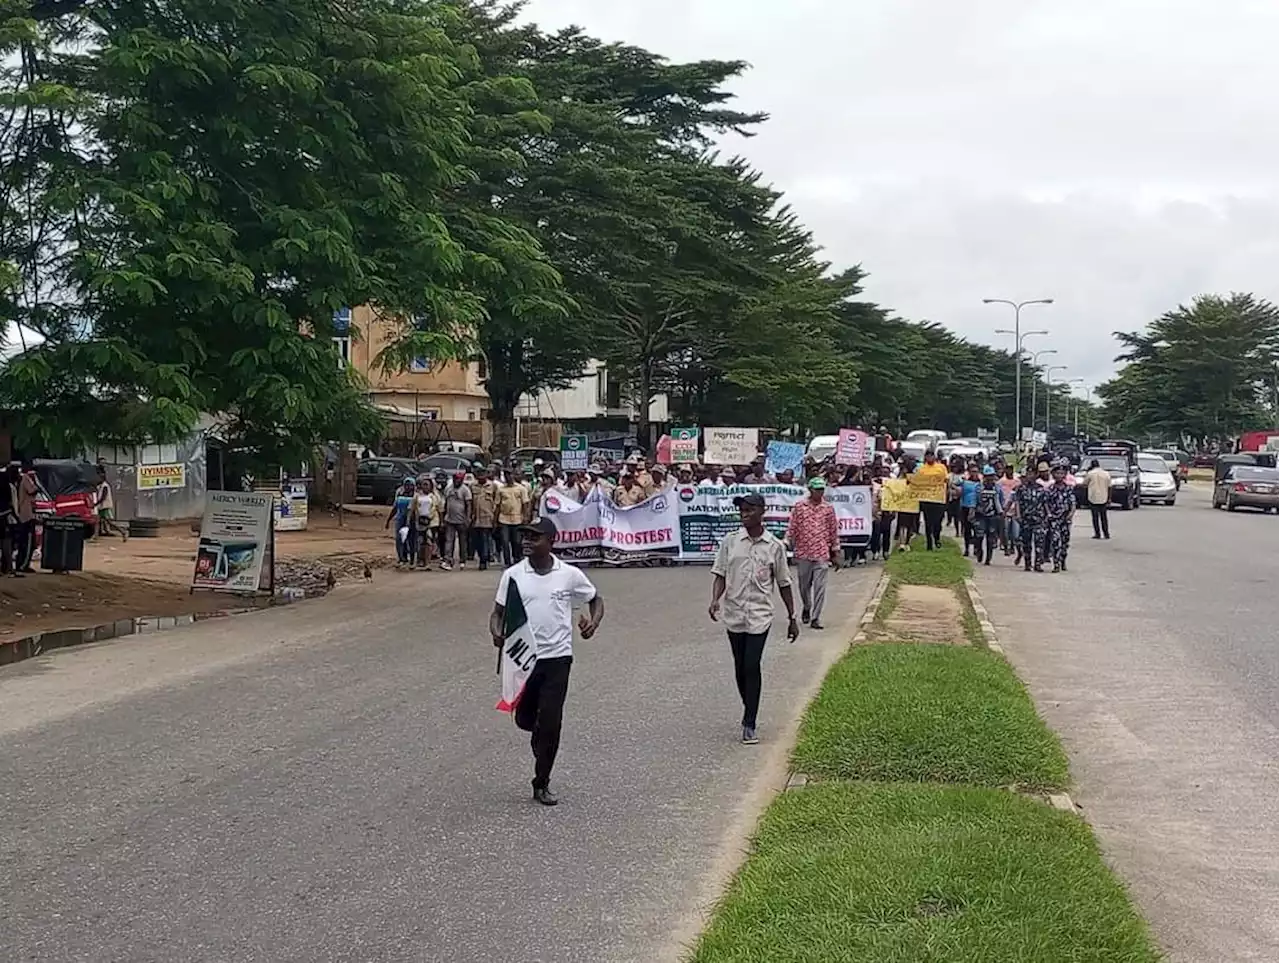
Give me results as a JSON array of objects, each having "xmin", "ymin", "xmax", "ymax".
[
  {"xmin": 1091, "ymin": 534, "xmax": 1101, "ymax": 539},
  {"xmin": 1052, "ymin": 563, "xmax": 1061, "ymax": 573},
  {"xmin": 532, "ymin": 786, "xmax": 558, "ymax": 807},
  {"xmin": 984, "ymin": 558, "xmax": 991, "ymax": 566},
  {"xmin": 810, "ymin": 620, "xmax": 824, "ymax": 630},
  {"xmin": 801, "ymin": 609, "xmax": 810, "ymax": 624},
  {"xmin": 1103, "ymin": 534, "xmax": 1110, "ymax": 540},
  {"xmin": 741, "ymin": 726, "xmax": 759, "ymax": 745},
  {"xmin": 1060, "ymin": 561, "xmax": 1068, "ymax": 571}
]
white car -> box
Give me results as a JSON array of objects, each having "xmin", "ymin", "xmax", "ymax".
[
  {"xmin": 806, "ymin": 434, "xmax": 840, "ymax": 463},
  {"xmin": 1136, "ymin": 452, "xmax": 1177, "ymax": 505},
  {"xmin": 904, "ymin": 429, "xmax": 947, "ymax": 451}
]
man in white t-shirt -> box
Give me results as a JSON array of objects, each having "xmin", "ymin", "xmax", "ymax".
[{"xmin": 489, "ymin": 516, "xmax": 605, "ymax": 806}]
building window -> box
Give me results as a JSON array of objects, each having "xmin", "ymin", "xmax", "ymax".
[
  {"xmin": 333, "ymin": 307, "xmax": 351, "ymax": 334},
  {"xmin": 468, "ymin": 409, "xmax": 478, "ymax": 421},
  {"xmin": 596, "ymin": 367, "xmax": 608, "ymax": 407},
  {"xmin": 410, "ymin": 356, "xmax": 430, "ymax": 373},
  {"xmin": 334, "ymin": 336, "xmax": 351, "ymax": 369},
  {"xmin": 476, "ymin": 356, "xmax": 488, "ymax": 380},
  {"xmin": 422, "ymin": 408, "xmax": 441, "ymax": 421}
]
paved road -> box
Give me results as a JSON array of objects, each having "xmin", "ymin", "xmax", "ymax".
[
  {"xmin": 0, "ymin": 561, "xmax": 877, "ymax": 963},
  {"xmin": 975, "ymin": 483, "xmax": 1278, "ymax": 963}
]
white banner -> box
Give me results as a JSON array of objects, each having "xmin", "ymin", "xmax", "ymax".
[
  {"xmin": 540, "ymin": 484, "xmax": 872, "ymax": 564},
  {"xmin": 703, "ymin": 427, "xmax": 760, "ymax": 465}
]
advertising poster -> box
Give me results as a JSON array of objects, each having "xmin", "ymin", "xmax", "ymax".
[
  {"xmin": 137, "ymin": 463, "xmax": 187, "ymax": 490},
  {"xmin": 703, "ymin": 427, "xmax": 760, "ymax": 466},
  {"xmin": 274, "ymin": 482, "xmax": 310, "ymax": 531},
  {"xmin": 192, "ymin": 491, "xmax": 274, "ymax": 594}
]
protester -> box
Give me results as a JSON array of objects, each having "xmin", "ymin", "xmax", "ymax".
[
  {"xmin": 708, "ymin": 492, "xmax": 799, "ymax": 745},
  {"xmin": 649, "ymin": 463, "xmax": 673, "ymax": 493},
  {"xmin": 894, "ymin": 457, "xmax": 921, "ymax": 552},
  {"xmin": 958, "ymin": 463, "xmax": 982, "ymax": 557},
  {"xmin": 612, "ymin": 470, "xmax": 646, "ymax": 507},
  {"xmin": 997, "ymin": 464, "xmax": 1020, "ymax": 555},
  {"xmin": 1010, "ymin": 463, "xmax": 1049, "ymax": 571},
  {"xmin": 946, "ymin": 457, "xmax": 965, "ymax": 536},
  {"xmin": 489, "ymin": 516, "xmax": 605, "ymax": 807},
  {"xmin": 416, "ymin": 477, "xmax": 443, "ymax": 567},
  {"xmin": 786, "ymin": 477, "xmax": 840, "ymax": 630},
  {"xmin": 914, "ymin": 450, "xmax": 949, "ymax": 550},
  {"xmin": 870, "ymin": 465, "xmax": 893, "ymax": 560},
  {"xmin": 1044, "ymin": 460, "xmax": 1076, "ymax": 573},
  {"xmin": 94, "ymin": 465, "xmax": 128, "ymax": 540},
  {"xmin": 384, "ymin": 477, "xmax": 417, "ymax": 568},
  {"xmin": 496, "ymin": 470, "xmax": 530, "ymax": 566},
  {"xmin": 1085, "ymin": 458, "xmax": 1112, "ymax": 540},
  {"xmin": 743, "ymin": 457, "xmax": 774, "ymax": 485},
  {"xmin": 971, "ymin": 466, "xmax": 1002, "ymax": 564}
]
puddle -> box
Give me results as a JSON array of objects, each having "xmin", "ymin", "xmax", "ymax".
[{"xmin": 0, "ymin": 598, "xmax": 281, "ymax": 668}]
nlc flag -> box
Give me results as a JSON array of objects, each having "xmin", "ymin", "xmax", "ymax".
[{"xmin": 496, "ymin": 578, "xmax": 537, "ymax": 712}]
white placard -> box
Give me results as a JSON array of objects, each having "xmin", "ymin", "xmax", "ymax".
[{"xmin": 703, "ymin": 427, "xmax": 760, "ymax": 465}]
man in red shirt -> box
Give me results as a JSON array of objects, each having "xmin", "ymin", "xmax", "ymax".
[{"xmin": 786, "ymin": 477, "xmax": 840, "ymax": 629}]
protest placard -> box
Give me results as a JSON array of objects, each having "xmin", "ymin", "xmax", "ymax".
[
  {"xmin": 835, "ymin": 428, "xmax": 873, "ymax": 465},
  {"xmin": 703, "ymin": 427, "xmax": 759, "ymax": 465}
]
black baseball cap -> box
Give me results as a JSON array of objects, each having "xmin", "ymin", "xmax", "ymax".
[
  {"xmin": 519, "ymin": 516, "xmax": 558, "ymax": 538},
  {"xmin": 733, "ymin": 493, "xmax": 766, "ymax": 508}
]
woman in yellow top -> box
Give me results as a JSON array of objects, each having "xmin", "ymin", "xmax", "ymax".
[{"xmin": 912, "ymin": 450, "xmax": 951, "ymax": 551}]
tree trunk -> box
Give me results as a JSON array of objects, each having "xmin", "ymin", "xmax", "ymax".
[{"xmin": 489, "ymin": 399, "xmax": 517, "ymax": 459}]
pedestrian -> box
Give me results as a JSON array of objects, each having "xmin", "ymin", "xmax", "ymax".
[
  {"xmin": 786, "ymin": 477, "xmax": 840, "ymax": 629},
  {"xmin": 743, "ymin": 457, "xmax": 774, "ymax": 486},
  {"xmin": 384, "ymin": 478, "xmax": 416, "ymax": 568},
  {"xmin": 489, "ymin": 516, "xmax": 605, "ymax": 807},
  {"xmin": 416, "ymin": 477, "xmax": 443, "ymax": 568},
  {"xmin": 1044, "ymin": 461, "xmax": 1076, "ymax": 573},
  {"xmin": 997, "ymin": 464, "xmax": 1020, "ymax": 555},
  {"xmin": 470, "ymin": 466, "xmax": 499, "ymax": 570},
  {"xmin": 971, "ymin": 466, "xmax": 1002, "ymax": 564},
  {"xmin": 1085, "ymin": 458, "xmax": 1112, "ymax": 540},
  {"xmin": 495, "ymin": 470, "xmax": 530, "ymax": 566},
  {"xmin": 895, "ymin": 458, "xmax": 921, "ymax": 552},
  {"xmin": 12, "ymin": 460, "xmax": 38, "ymax": 573},
  {"xmin": 93, "ymin": 466, "xmax": 127, "ymax": 540},
  {"xmin": 440, "ymin": 471, "xmax": 472, "ymax": 570},
  {"xmin": 870, "ymin": 466, "xmax": 892, "ymax": 560},
  {"xmin": 914, "ymin": 450, "xmax": 949, "ymax": 550},
  {"xmin": 0, "ymin": 465, "xmax": 15, "ymax": 576},
  {"xmin": 1010, "ymin": 463, "xmax": 1049, "ymax": 571},
  {"xmin": 958, "ymin": 464, "xmax": 982, "ymax": 557},
  {"xmin": 946, "ymin": 457, "xmax": 964, "ymax": 535},
  {"xmin": 708, "ymin": 492, "xmax": 800, "ymax": 745},
  {"xmin": 611, "ymin": 470, "xmax": 646, "ymax": 507}
]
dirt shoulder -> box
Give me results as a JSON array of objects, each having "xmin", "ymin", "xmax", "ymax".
[{"xmin": 1, "ymin": 505, "xmax": 396, "ymax": 643}]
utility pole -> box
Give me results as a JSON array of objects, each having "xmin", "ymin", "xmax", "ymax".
[
  {"xmin": 1044, "ymin": 365, "xmax": 1068, "ymax": 434},
  {"xmin": 985, "ymin": 298, "xmax": 1053, "ymax": 444},
  {"xmin": 1029, "ymin": 348, "xmax": 1057, "ymax": 431}
]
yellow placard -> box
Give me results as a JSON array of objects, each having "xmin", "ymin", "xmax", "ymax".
[
  {"xmin": 880, "ymin": 478, "xmax": 918, "ymax": 514},
  {"xmin": 909, "ymin": 467, "xmax": 948, "ymax": 504}
]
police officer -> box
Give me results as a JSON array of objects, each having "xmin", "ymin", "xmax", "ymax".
[{"xmin": 1010, "ymin": 463, "xmax": 1048, "ymax": 572}]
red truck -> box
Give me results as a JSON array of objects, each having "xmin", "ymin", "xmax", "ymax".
[{"xmin": 1237, "ymin": 430, "xmax": 1279, "ymax": 454}]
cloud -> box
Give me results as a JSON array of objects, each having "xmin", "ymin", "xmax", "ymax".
[{"xmin": 521, "ymin": 0, "xmax": 1279, "ymax": 388}]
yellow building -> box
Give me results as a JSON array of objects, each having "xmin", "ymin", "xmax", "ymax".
[{"xmin": 333, "ymin": 305, "xmax": 491, "ymax": 446}]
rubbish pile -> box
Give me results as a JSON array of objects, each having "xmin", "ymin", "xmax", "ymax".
[{"xmin": 274, "ymin": 553, "xmax": 390, "ymax": 596}]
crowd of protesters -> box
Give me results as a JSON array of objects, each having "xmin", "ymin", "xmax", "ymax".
[{"xmin": 384, "ymin": 434, "xmax": 1084, "ymax": 576}]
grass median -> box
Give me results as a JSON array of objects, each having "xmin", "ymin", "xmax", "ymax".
[
  {"xmin": 884, "ymin": 536, "xmax": 971, "ymax": 587},
  {"xmin": 792, "ymin": 643, "xmax": 1069, "ymax": 790},
  {"xmin": 689, "ymin": 782, "xmax": 1160, "ymax": 963}
]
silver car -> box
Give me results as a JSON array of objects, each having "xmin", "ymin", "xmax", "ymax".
[{"xmin": 1137, "ymin": 453, "xmax": 1177, "ymax": 505}]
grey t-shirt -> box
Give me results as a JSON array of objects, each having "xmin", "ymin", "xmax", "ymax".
[{"xmin": 443, "ymin": 483, "xmax": 472, "ymax": 525}]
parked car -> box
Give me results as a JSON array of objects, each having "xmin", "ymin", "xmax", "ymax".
[
  {"xmin": 433, "ymin": 441, "xmax": 484, "ymax": 460},
  {"xmin": 903, "ymin": 429, "xmax": 947, "ymax": 452},
  {"xmin": 420, "ymin": 452, "xmax": 474, "ymax": 474},
  {"xmin": 1192, "ymin": 451, "xmax": 1217, "ymax": 468},
  {"xmin": 1136, "ymin": 452, "xmax": 1178, "ymax": 505},
  {"xmin": 806, "ymin": 434, "xmax": 840, "ymax": 464},
  {"xmin": 507, "ymin": 447, "xmax": 560, "ymax": 472},
  {"xmin": 1212, "ymin": 464, "xmax": 1279, "ymax": 513},
  {"xmin": 1075, "ymin": 451, "xmax": 1141, "ymax": 510},
  {"xmin": 355, "ymin": 457, "xmax": 424, "ymax": 503}
]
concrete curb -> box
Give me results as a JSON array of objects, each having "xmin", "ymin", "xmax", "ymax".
[
  {"xmin": 962, "ymin": 576, "xmax": 1082, "ymax": 816},
  {"xmin": 962, "ymin": 577, "xmax": 1004, "ymax": 654},
  {"xmin": 851, "ymin": 571, "xmax": 892, "ymax": 645}
]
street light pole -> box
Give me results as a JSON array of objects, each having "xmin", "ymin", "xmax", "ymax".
[
  {"xmin": 1028, "ymin": 348, "xmax": 1057, "ymax": 431},
  {"xmin": 984, "ymin": 298, "xmax": 1053, "ymax": 444},
  {"xmin": 1044, "ymin": 365, "xmax": 1068, "ymax": 432}
]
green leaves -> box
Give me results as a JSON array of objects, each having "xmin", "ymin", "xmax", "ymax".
[{"xmin": 1098, "ymin": 293, "xmax": 1278, "ymax": 445}]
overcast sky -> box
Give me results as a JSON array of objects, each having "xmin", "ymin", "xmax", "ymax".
[{"xmin": 522, "ymin": 0, "xmax": 1279, "ymax": 394}]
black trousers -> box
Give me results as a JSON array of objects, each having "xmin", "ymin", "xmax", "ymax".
[
  {"xmin": 498, "ymin": 523, "xmax": 523, "ymax": 566},
  {"xmin": 11, "ymin": 520, "xmax": 34, "ymax": 571},
  {"xmin": 872, "ymin": 517, "xmax": 893, "ymax": 555},
  {"xmin": 921, "ymin": 502, "xmax": 946, "ymax": 549},
  {"xmin": 514, "ymin": 655, "xmax": 572, "ymax": 790},
  {"xmin": 727, "ymin": 630, "xmax": 768, "ymax": 728},
  {"xmin": 1090, "ymin": 504, "xmax": 1110, "ymax": 538}
]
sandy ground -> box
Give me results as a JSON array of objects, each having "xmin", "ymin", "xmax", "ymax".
[{"xmin": 1, "ymin": 506, "xmax": 397, "ymax": 643}]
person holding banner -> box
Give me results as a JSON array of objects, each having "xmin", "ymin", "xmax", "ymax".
[
  {"xmin": 489, "ymin": 517, "xmax": 605, "ymax": 807},
  {"xmin": 913, "ymin": 450, "xmax": 950, "ymax": 550},
  {"xmin": 709, "ymin": 493, "xmax": 800, "ymax": 745}
]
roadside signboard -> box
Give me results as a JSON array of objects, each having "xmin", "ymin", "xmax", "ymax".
[
  {"xmin": 559, "ymin": 434, "xmax": 589, "ymax": 471},
  {"xmin": 670, "ymin": 427, "xmax": 700, "ymax": 463},
  {"xmin": 192, "ymin": 491, "xmax": 274, "ymax": 594},
  {"xmin": 137, "ymin": 463, "xmax": 186, "ymax": 490}
]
